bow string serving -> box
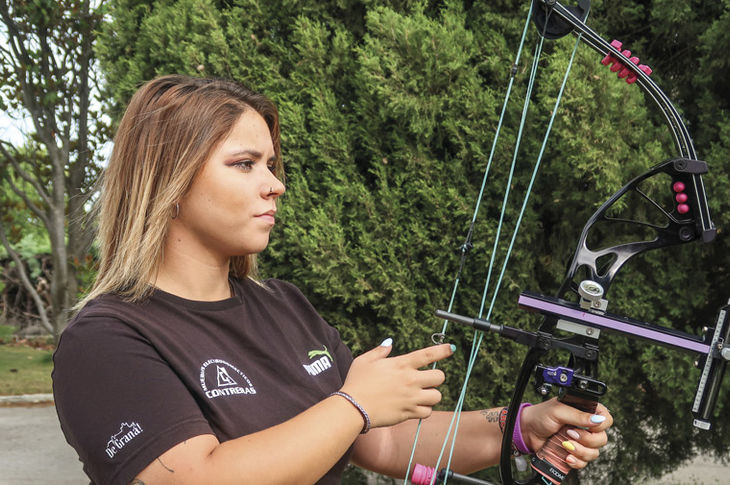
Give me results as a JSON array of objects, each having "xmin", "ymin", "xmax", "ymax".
[{"xmin": 404, "ymin": 1, "xmax": 726, "ymax": 484}]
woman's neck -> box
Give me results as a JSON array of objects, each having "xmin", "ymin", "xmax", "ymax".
[{"xmin": 154, "ymin": 246, "xmax": 233, "ymax": 301}]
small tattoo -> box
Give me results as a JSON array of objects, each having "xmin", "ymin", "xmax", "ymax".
[
  {"xmin": 130, "ymin": 480, "xmax": 145, "ymax": 485},
  {"xmin": 157, "ymin": 458, "xmax": 175, "ymax": 473},
  {"xmin": 481, "ymin": 409, "xmax": 500, "ymax": 423}
]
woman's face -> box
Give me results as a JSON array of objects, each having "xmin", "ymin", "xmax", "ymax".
[{"xmin": 174, "ymin": 109, "xmax": 286, "ymax": 263}]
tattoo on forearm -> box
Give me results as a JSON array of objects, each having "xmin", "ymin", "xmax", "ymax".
[{"xmin": 481, "ymin": 409, "xmax": 500, "ymax": 423}]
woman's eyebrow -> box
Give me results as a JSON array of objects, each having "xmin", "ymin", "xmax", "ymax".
[
  {"xmin": 226, "ymin": 150, "xmax": 277, "ymax": 165},
  {"xmin": 227, "ymin": 149, "xmax": 262, "ymax": 159}
]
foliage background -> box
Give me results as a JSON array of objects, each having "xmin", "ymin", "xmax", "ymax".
[
  {"xmin": 3, "ymin": 0, "xmax": 730, "ymax": 483},
  {"xmin": 97, "ymin": 0, "xmax": 730, "ymax": 482}
]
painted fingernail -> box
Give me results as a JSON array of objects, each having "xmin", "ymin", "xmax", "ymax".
[
  {"xmin": 561, "ymin": 441, "xmax": 576, "ymax": 452},
  {"xmin": 590, "ymin": 414, "xmax": 606, "ymax": 424},
  {"xmin": 565, "ymin": 455, "xmax": 577, "ymax": 465},
  {"xmin": 566, "ymin": 429, "xmax": 581, "ymax": 440},
  {"xmin": 450, "ymin": 344, "xmax": 457, "ymax": 352},
  {"xmin": 380, "ymin": 338, "xmax": 393, "ymax": 347}
]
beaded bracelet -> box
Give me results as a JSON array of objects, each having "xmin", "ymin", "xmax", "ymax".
[{"xmin": 330, "ymin": 391, "xmax": 371, "ymax": 434}]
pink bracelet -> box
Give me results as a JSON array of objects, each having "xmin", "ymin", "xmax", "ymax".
[{"xmin": 513, "ymin": 402, "xmax": 533, "ymax": 454}]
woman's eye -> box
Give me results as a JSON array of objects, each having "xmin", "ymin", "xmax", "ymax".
[{"xmin": 233, "ymin": 160, "xmax": 254, "ymax": 170}]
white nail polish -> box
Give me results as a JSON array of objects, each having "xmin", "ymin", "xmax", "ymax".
[
  {"xmin": 590, "ymin": 415, "xmax": 606, "ymax": 424},
  {"xmin": 380, "ymin": 338, "xmax": 393, "ymax": 347}
]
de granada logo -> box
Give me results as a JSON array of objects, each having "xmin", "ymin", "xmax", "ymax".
[
  {"xmin": 199, "ymin": 358, "xmax": 256, "ymax": 399},
  {"xmin": 105, "ymin": 422, "xmax": 143, "ymax": 458}
]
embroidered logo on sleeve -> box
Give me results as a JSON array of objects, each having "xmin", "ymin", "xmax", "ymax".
[
  {"xmin": 105, "ymin": 422, "xmax": 143, "ymax": 458},
  {"xmin": 200, "ymin": 358, "xmax": 256, "ymax": 399},
  {"xmin": 302, "ymin": 345, "xmax": 333, "ymax": 376}
]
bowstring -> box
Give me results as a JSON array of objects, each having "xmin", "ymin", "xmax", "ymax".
[
  {"xmin": 440, "ymin": 32, "xmax": 550, "ymax": 484},
  {"xmin": 402, "ymin": 4, "xmax": 536, "ymax": 483},
  {"xmin": 444, "ymin": 32, "xmax": 584, "ymax": 485},
  {"xmin": 401, "ymin": 4, "xmax": 588, "ymax": 483}
]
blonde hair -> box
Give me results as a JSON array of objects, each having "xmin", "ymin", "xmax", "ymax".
[{"xmin": 78, "ymin": 75, "xmax": 282, "ymax": 308}]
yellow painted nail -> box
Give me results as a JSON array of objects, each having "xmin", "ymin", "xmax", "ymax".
[{"xmin": 562, "ymin": 441, "xmax": 575, "ymax": 452}]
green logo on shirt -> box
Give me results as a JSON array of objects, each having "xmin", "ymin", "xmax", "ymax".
[
  {"xmin": 307, "ymin": 345, "xmax": 332, "ymax": 361},
  {"xmin": 303, "ymin": 345, "xmax": 333, "ymax": 376}
]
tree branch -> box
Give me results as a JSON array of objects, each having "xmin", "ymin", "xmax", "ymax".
[
  {"xmin": 0, "ymin": 221, "xmax": 53, "ymax": 334},
  {"xmin": 0, "ymin": 141, "xmax": 53, "ymax": 210}
]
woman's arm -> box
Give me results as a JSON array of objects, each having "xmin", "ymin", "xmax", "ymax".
[
  {"xmin": 131, "ymin": 343, "xmax": 455, "ymax": 485},
  {"xmin": 352, "ymin": 398, "xmax": 612, "ymax": 478},
  {"xmin": 132, "ymin": 395, "xmax": 364, "ymax": 485}
]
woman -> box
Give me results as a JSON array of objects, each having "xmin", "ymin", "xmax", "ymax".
[{"xmin": 53, "ymin": 75, "xmax": 612, "ymax": 485}]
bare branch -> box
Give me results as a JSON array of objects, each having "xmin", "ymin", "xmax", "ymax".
[
  {"xmin": 3, "ymin": 176, "xmax": 51, "ymax": 229},
  {"xmin": 0, "ymin": 141, "xmax": 52, "ymax": 209},
  {"xmin": 0, "ymin": 220, "xmax": 54, "ymax": 334},
  {"xmin": 37, "ymin": 25, "xmax": 62, "ymax": 141},
  {"xmin": 0, "ymin": 2, "xmax": 33, "ymax": 70}
]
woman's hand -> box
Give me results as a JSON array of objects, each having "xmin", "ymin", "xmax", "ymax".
[
  {"xmin": 339, "ymin": 341, "xmax": 454, "ymax": 429},
  {"xmin": 520, "ymin": 398, "xmax": 613, "ymax": 469}
]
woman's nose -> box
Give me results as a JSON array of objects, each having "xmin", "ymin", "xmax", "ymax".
[{"xmin": 263, "ymin": 172, "xmax": 286, "ymax": 198}]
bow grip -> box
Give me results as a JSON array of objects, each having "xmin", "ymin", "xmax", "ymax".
[{"xmin": 529, "ymin": 391, "xmax": 599, "ymax": 485}]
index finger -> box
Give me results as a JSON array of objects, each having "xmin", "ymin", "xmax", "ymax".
[{"xmin": 403, "ymin": 343, "xmax": 455, "ymax": 368}]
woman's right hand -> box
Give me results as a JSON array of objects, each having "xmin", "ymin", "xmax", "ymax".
[{"xmin": 339, "ymin": 340, "xmax": 454, "ymax": 428}]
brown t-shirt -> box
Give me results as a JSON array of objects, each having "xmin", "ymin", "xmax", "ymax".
[{"xmin": 53, "ymin": 278, "xmax": 354, "ymax": 485}]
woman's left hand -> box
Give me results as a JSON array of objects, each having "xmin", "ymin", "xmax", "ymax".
[{"xmin": 519, "ymin": 398, "xmax": 613, "ymax": 469}]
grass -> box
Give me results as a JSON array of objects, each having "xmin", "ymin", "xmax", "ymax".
[{"xmin": 0, "ymin": 325, "xmax": 54, "ymax": 396}]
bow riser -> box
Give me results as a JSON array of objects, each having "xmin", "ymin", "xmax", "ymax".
[{"xmin": 559, "ymin": 158, "xmax": 715, "ymax": 298}]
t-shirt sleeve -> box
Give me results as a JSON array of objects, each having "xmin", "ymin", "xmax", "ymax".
[
  {"xmin": 53, "ymin": 315, "xmax": 213, "ymax": 485},
  {"xmin": 267, "ymin": 279, "xmax": 354, "ymax": 382},
  {"xmin": 327, "ymin": 318, "xmax": 353, "ymax": 383}
]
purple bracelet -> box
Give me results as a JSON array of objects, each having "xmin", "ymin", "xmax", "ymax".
[
  {"xmin": 330, "ymin": 391, "xmax": 371, "ymax": 434},
  {"xmin": 513, "ymin": 402, "xmax": 533, "ymax": 454}
]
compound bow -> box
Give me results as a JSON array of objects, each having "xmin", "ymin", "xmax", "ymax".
[{"xmin": 410, "ymin": 1, "xmax": 727, "ymax": 484}]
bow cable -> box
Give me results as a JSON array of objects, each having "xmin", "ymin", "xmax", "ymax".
[
  {"xmin": 403, "ymin": 3, "xmax": 532, "ymax": 485},
  {"xmin": 403, "ymin": 3, "xmax": 586, "ymax": 483},
  {"xmin": 403, "ymin": 4, "xmax": 536, "ymax": 482},
  {"xmin": 440, "ymin": 33, "xmax": 584, "ymax": 485}
]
